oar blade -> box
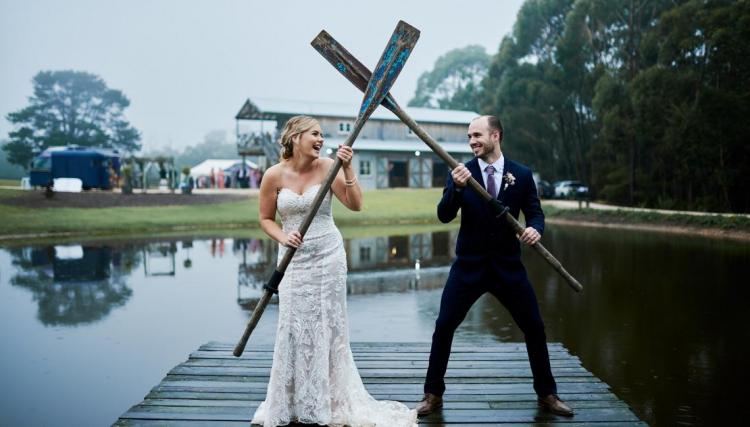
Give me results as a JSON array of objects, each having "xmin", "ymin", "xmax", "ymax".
[
  {"xmin": 358, "ymin": 20, "xmax": 419, "ymax": 118},
  {"xmin": 312, "ymin": 31, "xmax": 370, "ymax": 93},
  {"xmin": 312, "ymin": 30, "xmax": 400, "ymax": 114}
]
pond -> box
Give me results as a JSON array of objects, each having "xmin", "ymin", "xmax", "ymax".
[{"xmin": 0, "ymin": 225, "xmax": 746, "ymax": 426}]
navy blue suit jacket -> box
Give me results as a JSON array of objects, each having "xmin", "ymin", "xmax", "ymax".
[{"xmin": 437, "ymin": 157, "xmax": 544, "ymax": 284}]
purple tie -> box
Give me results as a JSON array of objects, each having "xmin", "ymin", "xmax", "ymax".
[{"xmin": 486, "ymin": 165, "xmax": 497, "ymax": 198}]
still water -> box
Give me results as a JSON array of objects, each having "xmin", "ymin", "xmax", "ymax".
[{"xmin": 0, "ymin": 226, "xmax": 747, "ymax": 426}]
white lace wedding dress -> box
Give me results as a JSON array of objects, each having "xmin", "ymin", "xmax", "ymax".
[{"xmin": 251, "ymin": 184, "xmax": 417, "ymax": 427}]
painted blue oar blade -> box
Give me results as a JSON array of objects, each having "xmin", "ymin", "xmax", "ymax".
[{"xmin": 358, "ymin": 21, "xmax": 419, "ymax": 117}]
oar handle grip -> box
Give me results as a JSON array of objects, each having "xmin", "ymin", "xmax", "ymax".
[
  {"xmin": 263, "ymin": 270, "xmax": 285, "ymax": 294},
  {"xmin": 489, "ymin": 199, "xmax": 583, "ymax": 292},
  {"xmin": 488, "ymin": 198, "xmax": 510, "ymax": 218}
]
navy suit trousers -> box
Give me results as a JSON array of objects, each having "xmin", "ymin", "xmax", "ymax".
[{"xmin": 424, "ymin": 263, "xmax": 557, "ymax": 397}]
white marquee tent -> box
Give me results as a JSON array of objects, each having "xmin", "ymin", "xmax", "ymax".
[{"xmin": 189, "ymin": 159, "xmax": 257, "ymax": 179}]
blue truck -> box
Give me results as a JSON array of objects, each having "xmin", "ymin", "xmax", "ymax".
[{"xmin": 29, "ymin": 146, "xmax": 121, "ymax": 190}]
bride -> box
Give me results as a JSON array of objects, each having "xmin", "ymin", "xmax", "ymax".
[{"xmin": 251, "ymin": 115, "xmax": 417, "ymax": 427}]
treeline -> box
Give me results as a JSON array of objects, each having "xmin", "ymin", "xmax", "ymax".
[
  {"xmin": 462, "ymin": 0, "xmax": 748, "ymax": 212},
  {"xmin": 0, "ymin": 141, "xmax": 26, "ymax": 179}
]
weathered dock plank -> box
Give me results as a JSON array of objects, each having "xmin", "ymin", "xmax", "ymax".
[
  {"xmin": 182, "ymin": 358, "xmax": 584, "ymax": 368},
  {"xmin": 115, "ymin": 341, "xmax": 645, "ymax": 426}
]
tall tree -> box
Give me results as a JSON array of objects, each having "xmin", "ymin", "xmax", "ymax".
[
  {"xmin": 476, "ymin": 0, "xmax": 750, "ymax": 212},
  {"xmin": 482, "ymin": 0, "xmax": 676, "ymax": 201},
  {"xmin": 0, "ymin": 140, "xmax": 27, "ymax": 179},
  {"xmin": 3, "ymin": 70, "xmax": 141, "ymax": 168},
  {"xmin": 572, "ymin": 0, "xmax": 674, "ymax": 204},
  {"xmin": 481, "ymin": 0, "xmax": 577, "ymax": 181},
  {"xmin": 628, "ymin": 0, "xmax": 750, "ymax": 211},
  {"xmin": 408, "ymin": 45, "xmax": 490, "ymax": 111}
]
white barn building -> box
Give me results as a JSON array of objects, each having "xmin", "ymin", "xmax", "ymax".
[{"xmin": 235, "ymin": 98, "xmax": 476, "ymax": 190}]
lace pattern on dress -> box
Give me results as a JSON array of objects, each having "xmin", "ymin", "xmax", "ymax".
[{"xmin": 251, "ymin": 184, "xmax": 417, "ymax": 427}]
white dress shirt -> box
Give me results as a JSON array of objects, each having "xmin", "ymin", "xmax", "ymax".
[{"xmin": 477, "ymin": 156, "xmax": 504, "ymax": 197}]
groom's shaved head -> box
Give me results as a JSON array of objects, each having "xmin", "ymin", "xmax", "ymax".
[{"xmin": 472, "ymin": 115, "xmax": 503, "ymax": 141}]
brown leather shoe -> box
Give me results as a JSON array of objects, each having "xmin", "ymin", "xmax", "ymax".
[
  {"xmin": 538, "ymin": 394, "xmax": 574, "ymax": 416},
  {"xmin": 415, "ymin": 392, "xmax": 443, "ymax": 416}
]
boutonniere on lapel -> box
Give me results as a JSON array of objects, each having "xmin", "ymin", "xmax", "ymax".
[{"xmin": 503, "ymin": 172, "xmax": 516, "ymax": 190}]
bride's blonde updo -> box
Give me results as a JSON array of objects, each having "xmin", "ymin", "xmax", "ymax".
[{"xmin": 278, "ymin": 115, "xmax": 319, "ymax": 160}]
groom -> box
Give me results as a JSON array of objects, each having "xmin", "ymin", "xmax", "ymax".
[{"xmin": 415, "ymin": 115, "xmax": 573, "ymax": 417}]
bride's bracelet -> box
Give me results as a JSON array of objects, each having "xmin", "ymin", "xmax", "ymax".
[{"xmin": 345, "ymin": 176, "xmax": 358, "ymax": 187}]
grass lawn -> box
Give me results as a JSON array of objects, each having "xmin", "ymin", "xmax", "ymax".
[
  {"xmin": 0, "ymin": 199, "xmax": 256, "ymax": 236},
  {"xmin": 0, "ymin": 188, "xmax": 446, "ymax": 239},
  {"xmin": 333, "ymin": 188, "xmax": 443, "ymax": 225},
  {"xmin": 2, "ymin": 187, "xmax": 747, "ymax": 241}
]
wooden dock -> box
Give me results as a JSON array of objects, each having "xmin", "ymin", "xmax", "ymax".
[{"xmin": 115, "ymin": 341, "xmax": 645, "ymax": 426}]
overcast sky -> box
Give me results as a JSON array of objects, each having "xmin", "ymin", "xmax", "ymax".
[{"xmin": 1, "ymin": 0, "xmax": 525, "ymax": 151}]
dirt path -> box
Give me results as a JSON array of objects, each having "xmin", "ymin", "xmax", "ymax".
[
  {"xmin": 542, "ymin": 199, "xmax": 750, "ymax": 241},
  {"xmin": 546, "ymin": 217, "xmax": 750, "ymax": 242},
  {"xmin": 543, "ymin": 199, "xmax": 750, "ymax": 218}
]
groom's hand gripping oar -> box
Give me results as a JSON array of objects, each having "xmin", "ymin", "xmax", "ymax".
[
  {"xmin": 311, "ymin": 31, "xmax": 583, "ymax": 293},
  {"xmin": 233, "ymin": 21, "xmax": 420, "ymax": 357}
]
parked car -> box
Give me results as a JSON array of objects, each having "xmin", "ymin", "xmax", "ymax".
[
  {"xmin": 554, "ymin": 180, "xmax": 589, "ymax": 199},
  {"xmin": 536, "ymin": 180, "xmax": 554, "ymax": 199}
]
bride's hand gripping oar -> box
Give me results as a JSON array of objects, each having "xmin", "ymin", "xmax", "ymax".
[
  {"xmin": 233, "ymin": 21, "xmax": 421, "ymax": 357},
  {"xmin": 311, "ymin": 30, "xmax": 582, "ymax": 293}
]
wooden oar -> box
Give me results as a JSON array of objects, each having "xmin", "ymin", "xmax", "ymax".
[
  {"xmin": 233, "ymin": 21, "xmax": 420, "ymax": 357},
  {"xmin": 311, "ymin": 30, "xmax": 583, "ymax": 293}
]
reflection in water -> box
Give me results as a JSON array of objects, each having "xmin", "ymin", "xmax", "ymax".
[
  {"xmin": 234, "ymin": 231, "xmax": 459, "ymax": 306},
  {"xmin": 345, "ymin": 231, "xmax": 456, "ymax": 272},
  {"xmin": 142, "ymin": 242, "xmax": 176, "ymax": 276},
  {"xmin": 344, "ymin": 231, "xmax": 457, "ymax": 294},
  {"xmin": 182, "ymin": 240, "xmax": 193, "ymax": 268},
  {"xmin": 236, "ymin": 238, "xmax": 278, "ymax": 309},
  {"xmin": 8, "ymin": 245, "xmax": 139, "ymax": 325},
  {"xmin": 2, "ymin": 227, "xmax": 746, "ymax": 426},
  {"xmin": 347, "ymin": 266, "xmax": 450, "ymax": 294},
  {"xmin": 501, "ymin": 226, "xmax": 747, "ymax": 427},
  {"xmin": 347, "ymin": 231, "xmax": 456, "ymax": 294}
]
